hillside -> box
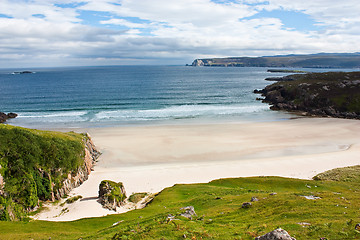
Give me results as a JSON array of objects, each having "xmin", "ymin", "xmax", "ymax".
[
  {"xmin": 1, "ymin": 165, "xmax": 360, "ymax": 239},
  {"xmin": 255, "ymin": 71, "xmax": 360, "ymax": 119},
  {"xmin": 0, "ymin": 125, "xmax": 99, "ymax": 221},
  {"xmin": 191, "ymin": 53, "xmax": 360, "ymax": 68}
]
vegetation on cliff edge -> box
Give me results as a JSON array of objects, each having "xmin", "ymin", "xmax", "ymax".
[{"xmin": 0, "ymin": 125, "xmax": 85, "ymax": 221}]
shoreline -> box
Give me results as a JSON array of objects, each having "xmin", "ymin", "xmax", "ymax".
[{"xmin": 33, "ymin": 117, "xmax": 360, "ymax": 221}]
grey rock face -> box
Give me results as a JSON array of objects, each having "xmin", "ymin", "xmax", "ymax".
[
  {"xmin": 54, "ymin": 135, "xmax": 100, "ymax": 200},
  {"xmin": 180, "ymin": 206, "xmax": 197, "ymax": 220},
  {"xmin": 255, "ymin": 228, "xmax": 296, "ymax": 240}
]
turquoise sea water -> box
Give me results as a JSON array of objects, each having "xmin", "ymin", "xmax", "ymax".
[{"xmin": 0, "ymin": 66, "xmax": 355, "ymax": 129}]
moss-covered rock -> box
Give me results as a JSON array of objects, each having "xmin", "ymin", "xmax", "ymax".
[{"xmin": 98, "ymin": 180, "xmax": 126, "ymax": 211}]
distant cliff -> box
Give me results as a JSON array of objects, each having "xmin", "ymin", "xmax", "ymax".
[
  {"xmin": 255, "ymin": 71, "xmax": 360, "ymax": 119},
  {"xmin": 191, "ymin": 53, "xmax": 360, "ymax": 68}
]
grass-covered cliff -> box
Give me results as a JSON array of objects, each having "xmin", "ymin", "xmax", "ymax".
[
  {"xmin": 256, "ymin": 71, "xmax": 360, "ymax": 119},
  {"xmin": 1, "ymin": 165, "xmax": 360, "ymax": 239},
  {"xmin": 0, "ymin": 125, "xmax": 98, "ymax": 221}
]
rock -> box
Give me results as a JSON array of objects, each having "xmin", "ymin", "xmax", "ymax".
[
  {"xmin": 166, "ymin": 214, "xmax": 176, "ymax": 222},
  {"xmin": 180, "ymin": 206, "xmax": 197, "ymax": 220},
  {"xmin": 98, "ymin": 180, "xmax": 126, "ymax": 211},
  {"xmin": 269, "ymin": 192, "xmax": 277, "ymax": 196},
  {"xmin": 7, "ymin": 113, "xmax": 18, "ymax": 118},
  {"xmin": 0, "ymin": 112, "xmax": 18, "ymax": 123},
  {"xmin": 255, "ymin": 228, "xmax": 296, "ymax": 240},
  {"xmin": 302, "ymin": 195, "xmax": 321, "ymax": 200},
  {"xmin": 241, "ymin": 202, "xmax": 252, "ymax": 208},
  {"xmin": 0, "ymin": 112, "xmax": 8, "ymax": 123},
  {"xmin": 297, "ymin": 222, "xmax": 311, "ymax": 227},
  {"xmin": 250, "ymin": 197, "xmax": 259, "ymax": 202},
  {"xmin": 355, "ymin": 223, "xmax": 360, "ymax": 231},
  {"xmin": 254, "ymin": 89, "xmax": 264, "ymax": 94}
]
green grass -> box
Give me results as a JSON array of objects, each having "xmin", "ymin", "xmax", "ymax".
[
  {"xmin": 128, "ymin": 193, "xmax": 148, "ymax": 203},
  {"xmin": 65, "ymin": 195, "xmax": 83, "ymax": 205},
  {"xmin": 1, "ymin": 165, "xmax": 360, "ymax": 239}
]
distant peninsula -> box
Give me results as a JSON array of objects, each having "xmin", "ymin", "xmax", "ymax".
[
  {"xmin": 190, "ymin": 53, "xmax": 360, "ymax": 68},
  {"xmin": 255, "ymin": 71, "xmax": 360, "ymax": 119}
]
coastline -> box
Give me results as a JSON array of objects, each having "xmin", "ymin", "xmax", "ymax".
[{"xmin": 33, "ymin": 117, "xmax": 360, "ymax": 221}]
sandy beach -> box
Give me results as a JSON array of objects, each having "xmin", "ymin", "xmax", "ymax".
[{"xmin": 34, "ymin": 117, "xmax": 360, "ymax": 221}]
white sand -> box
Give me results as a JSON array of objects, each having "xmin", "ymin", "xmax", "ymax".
[{"xmin": 34, "ymin": 117, "xmax": 360, "ymax": 221}]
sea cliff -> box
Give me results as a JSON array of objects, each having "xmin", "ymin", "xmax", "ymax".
[
  {"xmin": 0, "ymin": 126, "xmax": 100, "ymax": 220},
  {"xmin": 53, "ymin": 133, "xmax": 100, "ymax": 200}
]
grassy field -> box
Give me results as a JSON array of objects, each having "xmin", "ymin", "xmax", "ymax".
[{"xmin": 1, "ymin": 165, "xmax": 360, "ymax": 239}]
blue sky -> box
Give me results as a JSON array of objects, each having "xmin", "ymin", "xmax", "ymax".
[{"xmin": 0, "ymin": 0, "xmax": 359, "ymax": 67}]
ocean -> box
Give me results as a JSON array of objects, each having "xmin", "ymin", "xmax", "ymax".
[{"xmin": 0, "ymin": 66, "xmax": 354, "ymax": 129}]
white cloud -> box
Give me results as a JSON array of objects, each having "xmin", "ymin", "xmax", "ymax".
[
  {"xmin": 100, "ymin": 18, "xmax": 147, "ymax": 28},
  {"xmin": 0, "ymin": 0, "xmax": 359, "ymax": 67}
]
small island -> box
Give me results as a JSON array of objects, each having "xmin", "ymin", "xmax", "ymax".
[{"xmin": 12, "ymin": 71, "xmax": 34, "ymax": 74}]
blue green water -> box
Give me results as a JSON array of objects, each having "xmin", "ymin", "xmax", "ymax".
[{"xmin": 0, "ymin": 66, "xmax": 353, "ymax": 128}]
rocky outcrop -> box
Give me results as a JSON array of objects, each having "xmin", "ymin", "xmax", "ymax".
[
  {"xmin": 0, "ymin": 112, "xmax": 17, "ymax": 123},
  {"xmin": 98, "ymin": 180, "xmax": 126, "ymax": 211},
  {"xmin": 256, "ymin": 71, "xmax": 360, "ymax": 119},
  {"xmin": 255, "ymin": 228, "xmax": 296, "ymax": 240},
  {"xmin": 192, "ymin": 59, "xmax": 205, "ymax": 66},
  {"xmin": 180, "ymin": 206, "xmax": 197, "ymax": 220},
  {"xmin": 54, "ymin": 134, "xmax": 100, "ymax": 200}
]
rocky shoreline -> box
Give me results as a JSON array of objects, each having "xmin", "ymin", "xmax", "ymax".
[
  {"xmin": 0, "ymin": 112, "xmax": 17, "ymax": 123},
  {"xmin": 255, "ymin": 71, "xmax": 360, "ymax": 119}
]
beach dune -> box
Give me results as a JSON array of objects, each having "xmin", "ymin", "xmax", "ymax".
[{"xmin": 35, "ymin": 117, "xmax": 360, "ymax": 221}]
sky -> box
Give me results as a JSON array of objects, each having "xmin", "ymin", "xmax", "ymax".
[{"xmin": 1, "ymin": 0, "xmax": 360, "ymax": 67}]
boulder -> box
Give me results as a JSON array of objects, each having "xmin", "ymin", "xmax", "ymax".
[
  {"xmin": 250, "ymin": 197, "xmax": 259, "ymax": 202},
  {"xmin": 355, "ymin": 223, "xmax": 360, "ymax": 231},
  {"xmin": 242, "ymin": 202, "xmax": 252, "ymax": 208},
  {"xmin": 180, "ymin": 206, "xmax": 197, "ymax": 220},
  {"xmin": 7, "ymin": 113, "xmax": 18, "ymax": 118},
  {"xmin": 0, "ymin": 112, "xmax": 18, "ymax": 123},
  {"xmin": 0, "ymin": 112, "xmax": 8, "ymax": 123},
  {"xmin": 255, "ymin": 228, "xmax": 296, "ymax": 240},
  {"xmin": 98, "ymin": 180, "xmax": 126, "ymax": 211}
]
